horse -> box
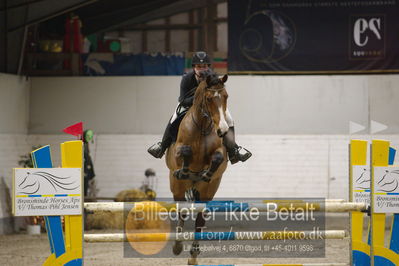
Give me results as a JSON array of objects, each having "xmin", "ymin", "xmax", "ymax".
[{"xmin": 165, "ymin": 71, "xmax": 229, "ymax": 264}]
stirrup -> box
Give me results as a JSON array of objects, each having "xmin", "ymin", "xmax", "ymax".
[
  {"xmin": 229, "ymin": 146, "xmax": 252, "ymax": 165},
  {"xmin": 147, "ymin": 142, "xmax": 165, "ymax": 159}
]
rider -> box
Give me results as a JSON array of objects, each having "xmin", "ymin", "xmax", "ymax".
[{"xmin": 147, "ymin": 51, "xmax": 252, "ymax": 164}]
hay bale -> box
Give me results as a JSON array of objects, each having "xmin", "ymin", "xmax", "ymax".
[
  {"xmin": 86, "ymin": 189, "xmax": 150, "ymax": 230},
  {"xmin": 115, "ymin": 189, "xmax": 147, "ymax": 202},
  {"xmin": 85, "ymin": 211, "xmax": 124, "ymax": 230}
]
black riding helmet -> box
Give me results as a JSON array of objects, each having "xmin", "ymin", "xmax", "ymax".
[{"xmin": 191, "ymin": 51, "xmax": 212, "ymax": 66}]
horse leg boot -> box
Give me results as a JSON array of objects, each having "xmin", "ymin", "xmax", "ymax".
[
  {"xmin": 147, "ymin": 122, "xmax": 173, "ymax": 158},
  {"xmin": 223, "ymin": 126, "xmax": 252, "ymax": 164},
  {"xmin": 200, "ymin": 150, "xmax": 224, "ymax": 182},
  {"xmin": 174, "ymin": 145, "xmax": 192, "ymax": 180},
  {"xmin": 188, "ymin": 212, "xmax": 206, "ymax": 265}
]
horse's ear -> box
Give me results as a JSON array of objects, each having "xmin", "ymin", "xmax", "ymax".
[
  {"xmin": 221, "ymin": 74, "xmax": 228, "ymax": 83},
  {"xmin": 206, "ymin": 75, "xmax": 212, "ymax": 87}
]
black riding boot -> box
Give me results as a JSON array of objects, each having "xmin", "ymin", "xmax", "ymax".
[
  {"xmin": 148, "ymin": 123, "xmax": 173, "ymax": 159},
  {"xmin": 223, "ymin": 126, "xmax": 252, "ymax": 164}
]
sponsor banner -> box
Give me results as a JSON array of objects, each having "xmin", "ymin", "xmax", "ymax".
[
  {"xmin": 373, "ymin": 166, "xmax": 399, "ymax": 213},
  {"xmin": 13, "ymin": 168, "xmax": 82, "ymax": 216},
  {"xmin": 352, "ymin": 165, "xmax": 370, "ymax": 205},
  {"xmin": 228, "ymin": 0, "xmax": 399, "ymax": 73}
]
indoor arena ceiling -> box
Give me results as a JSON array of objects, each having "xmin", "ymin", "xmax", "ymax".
[{"xmin": 1, "ymin": 0, "xmax": 226, "ymax": 74}]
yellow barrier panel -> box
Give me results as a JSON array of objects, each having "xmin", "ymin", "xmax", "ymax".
[
  {"xmin": 56, "ymin": 141, "xmax": 83, "ymax": 265},
  {"xmin": 371, "ymin": 140, "xmax": 399, "ymax": 265},
  {"xmin": 371, "ymin": 140, "xmax": 389, "ymax": 251},
  {"xmin": 349, "ymin": 139, "xmax": 370, "ymax": 265}
]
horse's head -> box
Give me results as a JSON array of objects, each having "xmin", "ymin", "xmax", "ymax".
[{"xmin": 196, "ymin": 71, "xmax": 229, "ymax": 137}]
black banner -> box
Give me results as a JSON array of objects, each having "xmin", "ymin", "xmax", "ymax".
[{"xmin": 228, "ymin": 0, "xmax": 399, "ymax": 74}]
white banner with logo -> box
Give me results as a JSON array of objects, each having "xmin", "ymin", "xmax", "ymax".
[
  {"xmin": 352, "ymin": 165, "xmax": 370, "ymax": 206},
  {"xmin": 373, "ymin": 166, "xmax": 399, "ymax": 213},
  {"xmin": 13, "ymin": 168, "xmax": 82, "ymax": 216}
]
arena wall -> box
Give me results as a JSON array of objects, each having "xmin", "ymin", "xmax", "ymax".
[
  {"xmin": 2, "ymin": 74, "xmax": 399, "ymax": 233},
  {"xmin": 0, "ymin": 73, "xmax": 30, "ymax": 234},
  {"xmin": 29, "ymin": 75, "xmax": 399, "ymax": 134}
]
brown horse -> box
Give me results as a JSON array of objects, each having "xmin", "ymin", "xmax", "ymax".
[{"xmin": 165, "ymin": 71, "xmax": 229, "ymax": 264}]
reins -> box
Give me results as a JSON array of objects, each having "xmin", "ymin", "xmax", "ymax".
[
  {"xmin": 191, "ymin": 85, "xmax": 224, "ymax": 136},
  {"xmin": 191, "ymin": 91, "xmax": 213, "ymax": 136}
]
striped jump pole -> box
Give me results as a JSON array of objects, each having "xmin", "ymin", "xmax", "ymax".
[
  {"xmin": 84, "ymin": 201, "xmax": 367, "ymax": 213},
  {"xmin": 84, "ymin": 230, "xmax": 347, "ymax": 243},
  {"xmin": 176, "ymin": 263, "xmax": 348, "ymax": 266},
  {"xmin": 180, "ymin": 262, "xmax": 349, "ymax": 266}
]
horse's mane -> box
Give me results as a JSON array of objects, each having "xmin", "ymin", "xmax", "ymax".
[{"xmin": 193, "ymin": 70, "xmax": 221, "ymax": 108}]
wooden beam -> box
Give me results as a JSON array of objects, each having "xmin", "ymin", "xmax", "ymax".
[
  {"xmin": 142, "ymin": 30, "xmax": 147, "ymax": 52},
  {"xmin": 205, "ymin": 0, "xmax": 217, "ymax": 53},
  {"xmin": 188, "ymin": 10, "xmax": 194, "ymax": 51},
  {"xmin": 83, "ymin": 0, "xmax": 167, "ymax": 21},
  {"xmin": 215, "ymin": 17, "xmax": 227, "ymax": 23},
  {"xmin": 197, "ymin": 7, "xmax": 204, "ymax": 50},
  {"xmin": 0, "ymin": 0, "xmax": 46, "ymax": 12},
  {"xmin": 71, "ymin": 53, "xmax": 80, "ymax": 76},
  {"xmin": 125, "ymin": 23, "xmax": 200, "ymax": 31},
  {"xmin": 165, "ymin": 17, "xmax": 170, "ymax": 52},
  {"xmin": 25, "ymin": 69, "xmax": 73, "ymax": 76},
  {"xmin": 99, "ymin": 0, "xmax": 226, "ymax": 34},
  {"xmin": 1, "ymin": 0, "xmax": 7, "ymax": 72},
  {"xmin": 8, "ymin": 0, "xmax": 98, "ymax": 33}
]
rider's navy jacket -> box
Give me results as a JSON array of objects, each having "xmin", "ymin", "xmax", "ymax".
[{"xmin": 178, "ymin": 70, "xmax": 199, "ymax": 108}]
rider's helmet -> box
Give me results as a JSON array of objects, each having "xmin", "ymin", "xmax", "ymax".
[{"xmin": 191, "ymin": 51, "xmax": 212, "ymax": 66}]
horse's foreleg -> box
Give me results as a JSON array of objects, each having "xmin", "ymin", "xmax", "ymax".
[
  {"xmin": 201, "ymin": 150, "xmax": 224, "ymax": 182},
  {"xmin": 188, "ymin": 212, "xmax": 207, "ymax": 265},
  {"xmin": 174, "ymin": 145, "xmax": 192, "ymax": 180},
  {"xmin": 173, "ymin": 211, "xmax": 187, "ymax": 255}
]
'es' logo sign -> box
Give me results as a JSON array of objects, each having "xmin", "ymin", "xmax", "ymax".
[{"xmin": 350, "ymin": 15, "xmax": 385, "ymax": 60}]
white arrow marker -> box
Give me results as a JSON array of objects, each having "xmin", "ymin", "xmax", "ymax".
[
  {"xmin": 349, "ymin": 121, "xmax": 366, "ymax": 134},
  {"xmin": 370, "ymin": 120, "xmax": 388, "ymax": 134}
]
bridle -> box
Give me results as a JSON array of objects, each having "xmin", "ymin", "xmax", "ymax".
[{"xmin": 192, "ymin": 86, "xmax": 224, "ymax": 136}]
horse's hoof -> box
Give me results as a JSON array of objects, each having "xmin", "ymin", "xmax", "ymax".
[
  {"xmin": 172, "ymin": 241, "xmax": 183, "ymax": 255},
  {"xmin": 190, "ymin": 245, "xmax": 200, "ymax": 256},
  {"xmin": 188, "ymin": 258, "xmax": 198, "ymax": 265}
]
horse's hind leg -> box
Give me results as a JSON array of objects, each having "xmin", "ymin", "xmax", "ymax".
[
  {"xmin": 200, "ymin": 150, "xmax": 224, "ymax": 182},
  {"xmin": 174, "ymin": 145, "xmax": 192, "ymax": 180}
]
